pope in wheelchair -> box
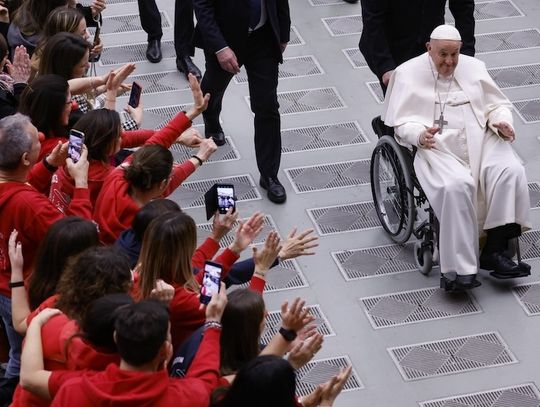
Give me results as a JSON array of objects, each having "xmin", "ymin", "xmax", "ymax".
[{"xmin": 377, "ymin": 25, "xmax": 531, "ymax": 292}]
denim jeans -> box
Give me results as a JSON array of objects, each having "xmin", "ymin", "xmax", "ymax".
[{"xmin": 0, "ymin": 295, "xmax": 22, "ymax": 378}]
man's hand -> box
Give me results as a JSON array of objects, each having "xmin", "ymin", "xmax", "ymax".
[
  {"xmin": 216, "ymin": 47, "xmax": 240, "ymax": 74},
  {"xmin": 381, "ymin": 70, "xmax": 394, "ymax": 87},
  {"xmin": 492, "ymin": 121, "xmax": 515, "ymax": 142},
  {"xmin": 419, "ymin": 126, "xmax": 438, "ymax": 149}
]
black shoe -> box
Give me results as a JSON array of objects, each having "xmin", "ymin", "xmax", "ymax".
[
  {"xmin": 176, "ymin": 56, "xmax": 202, "ymax": 81},
  {"xmin": 440, "ymin": 272, "xmax": 481, "ymax": 292},
  {"xmin": 481, "ymin": 251, "xmax": 531, "ymax": 278},
  {"xmin": 259, "ymin": 176, "xmax": 286, "ymax": 204},
  {"xmin": 146, "ymin": 39, "xmax": 162, "ymax": 63},
  {"xmin": 204, "ymin": 129, "xmax": 226, "ymax": 146}
]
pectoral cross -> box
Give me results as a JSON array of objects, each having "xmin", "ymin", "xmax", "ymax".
[{"xmin": 434, "ymin": 113, "xmax": 448, "ymax": 134}]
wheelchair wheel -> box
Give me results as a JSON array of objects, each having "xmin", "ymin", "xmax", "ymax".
[
  {"xmin": 370, "ymin": 136, "xmax": 415, "ymax": 244},
  {"xmin": 414, "ymin": 241, "xmax": 433, "ymax": 275}
]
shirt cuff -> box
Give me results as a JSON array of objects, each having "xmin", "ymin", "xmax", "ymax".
[{"xmin": 215, "ymin": 46, "xmax": 229, "ymax": 55}]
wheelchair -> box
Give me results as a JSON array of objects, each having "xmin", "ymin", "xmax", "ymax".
[
  {"xmin": 369, "ymin": 117, "xmax": 438, "ymax": 276},
  {"xmin": 368, "ymin": 117, "xmax": 530, "ymax": 286}
]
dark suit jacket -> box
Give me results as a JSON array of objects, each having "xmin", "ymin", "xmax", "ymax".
[
  {"xmin": 193, "ymin": 0, "xmax": 291, "ymax": 62},
  {"xmin": 359, "ymin": 0, "xmax": 475, "ymax": 81}
]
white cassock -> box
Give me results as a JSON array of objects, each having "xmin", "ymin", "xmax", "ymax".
[{"xmin": 383, "ymin": 52, "xmax": 531, "ymax": 276}]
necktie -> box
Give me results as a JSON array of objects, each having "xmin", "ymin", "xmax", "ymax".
[{"xmin": 249, "ymin": 0, "xmax": 261, "ymax": 30}]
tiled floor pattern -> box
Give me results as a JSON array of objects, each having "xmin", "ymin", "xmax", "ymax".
[{"xmin": 95, "ymin": 0, "xmax": 540, "ymax": 405}]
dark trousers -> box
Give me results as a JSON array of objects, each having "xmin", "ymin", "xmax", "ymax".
[
  {"xmin": 137, "ymin": 0, "xmax": 163, "ymax": 41},
  {"xmin": 174, "ymin": 0, "xmax": 195, "ymax": 56},
  {"xmin": 201, "ymin": 24, "xmax": 281, "ymax": 178}
]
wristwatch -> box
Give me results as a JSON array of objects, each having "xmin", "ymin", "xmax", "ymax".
[{"xmin": 279, "ymin": 327, "xmax": 297, "ymax": 341}]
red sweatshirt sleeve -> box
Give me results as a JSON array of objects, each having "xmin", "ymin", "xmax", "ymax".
[
  {"xmin": 192, "ymin": 238, "xmax": 220, "ymax": 270},
  {"xmin": 162, "ymin": 160, "xmax": 196, "ymax": 197},
  {"xmin": 145, "ymin": 112, "xmax": 192, "ymax": 148},
  {"xmin": 248, "ymin": 276, "xmax": 265, "ymax": 293},
  {"xmin": 120, "ymin": 129, "xmax": 154, "ymax": 148},
  {"xmin": 184, "ymin": 327, "xmax": 221, "ymax": 391},
  {"xmin": 27, "ymin": 160, "xmax": 54, "ymax": 195},
  {"xmin": 65, "ymin": 188, "xmax": 92, "ymax": 219},
  {"xmin": 194, "ymin": 248, "xmax": 239, "ymax": 284},
  {"xmin": 48, "ymin": 370, "xmax": 85, "ymax": 398}
]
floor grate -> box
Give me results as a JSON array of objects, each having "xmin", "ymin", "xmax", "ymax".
[
  {"xmin": 289, "ymin": 26, "xmax": 306, "ymax": 46},
  {"xmin": 169, "ymin": 136, "xmax": 239, "ymax": 165},
  {"xmin": 366, "ymin": 81, "xmax": 384, "ymax": 104},
  {"xmin": 512, "ymin": 282, "xmax": 540, "ymax": 316},
  {"xmin": 271, "ymin": 87, "xmax": 346, "ymax": 115},
  {"xmin": 296, "ymin": 356, "xmax": 363, "ymax": 397},
  {"xmin": 308, "ymin": 0, "xmax": 345, "ymax": 6},
  {"xmin": 285, "ymin": 159, "xmax": 371, "ymax": 193},
  {"xmin": 120, "ymin": 70, "xmax": 189, "ymax": 95},
  {"xmin": 308, "ymin": 202, "xmax": 380, "ymax": 235},
  {"xmin": 196, "ymin": 215, "xmax": 278, "ymax": 247},
  {"xmin": 530, "ymin": 182, "xmax": 540, "ymax": 208},
  {"xmin": 342, "ymin": 48, "xmax": 368, "ymax": 69},
  {"xmin": 261, "ymin": 304, "xmax": 335, "ymax": 345},
  {"xmin": 476, "ymin": 29, "xmax": 540, "ymax": 54},
  {"xmin": 234, "ymin": 55, "xmax": 323, "ymax": 84},
  {"xmin": 97, "ymin": 11, "xmax": 170, "ymax": 35},
  {"xmin": 420, "ymin": 383, "xmax": 540, "ymax": 407},
  {"xmin": 282, "ymin": 121, "xmax": 368, "ymax": 153},
  {"xmin": 99, "ymin": 40, "xmax": 176, "ymax": 66},
  {"xmin": 389, "ymin": 332, "xmax": 517, "ymax": 381},
  {"xmin": 520, "ymin": 229, "xmax": 540, "ymax": 260},
  {"xmin": 513, "ymin": 98, "xmax": 540, "ymax": 123},
  {"xmin": 489, "ymin": 63, "xmax": 540, "ymax": 89},
  {"xmin": 168, "ymin": 174, "xmax": 261, "ymax": 209},
  {"xmin": 445, "ymin": 0, "xmax": 524, "ymax": 23},
  {"xmin": 322, "ymin": 15, "xmax": 362, "ymax": 37},
  {"xmin": 333, "ymin": 242, "xmax": 422, "ymax": 280},
  {"xmin": 360, "ymin": 287, "xmax": 481, "ymax": 329},
  {"xmin": 142, "ymin": 104, "xmax": 204, "ymax": 129}
]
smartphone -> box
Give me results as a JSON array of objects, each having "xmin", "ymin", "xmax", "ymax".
[
  {"xmin": 88, "ymin": 24, "xmax": 101, "ymax": 63},
  {"xmin": 200, "ymin": 261, "xmax": 222, "ymax": 305},
  {"xmin": 128, "ymin": 81, "xmax": 142, "ymax": 108},
  {"xmin": 216, "ymin": 184, "xmax": 235, "ymax": 214},
  {"xmin": 67, "ymin": 129, "xmax": 85, "ymax": 163}
]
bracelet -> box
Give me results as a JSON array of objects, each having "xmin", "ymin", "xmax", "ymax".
[
  {"xmin": 42, "ymin": 156, "xmax": 57, "ymax": 172},
  {"xmin": 191, "ymin": 155, "xmax": 203, "ymax": 166},
  {"xmin": 9, "ymin": 281, "xmax": 24, "ymax": 288},
  {"xmin": 204, "ymin": 321, "xmax": 222, "ymax": 331},
  {"xmin": 254, "ymin": 270, "xmax": 266, "ymax": 278}
]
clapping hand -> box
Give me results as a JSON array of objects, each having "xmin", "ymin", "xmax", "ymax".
[
  {"xmin": 5, "ymin": 46, "xmax": 30, "ymax": 84},
  {"xmin": 228, "ymin": 212, "xmax": 265, "ymax": 254},
  {"xmin": 280, "ymin": 297, "xmax": 315, "ymax": 333},
  {"xmin": 288, "ymin": 331, "xmax": 324, "ymax": 370},
  {"xmin": 252, "ymin": 231, "xmax": 281, "ymax": 277},
  {"xmin": 211, "ymin": 207, "xmax": 239, "ymax": 242},
  {"xmin": 279, "ymin": 228, "xmax": 318, "ymax": 260},
  {"xmin": 8, "ymin": 230, "xmax": 24, "ymax": 278}
]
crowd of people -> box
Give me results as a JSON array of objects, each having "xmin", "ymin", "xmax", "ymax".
[{"xmin": 0, "ymin": 0, "xmax": 357, "ymax": 406}]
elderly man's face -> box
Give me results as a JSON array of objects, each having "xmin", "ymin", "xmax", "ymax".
[{"xmin": 427, "ymin": 39, "xmax": 461, "ymax": 77}]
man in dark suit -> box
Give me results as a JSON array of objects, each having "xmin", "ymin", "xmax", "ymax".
[
  {"xmin": 137, "ymin": 0, "xmax": 163, "ymax": 63},
  {"xmin": 193, "ymin": 0, "xmax": 291, "ymax": 204},
  {"xmin": 173, "ymin": 0, "xmax": 202, "ymax": 80},
  {"xmin": 359, "ymin": 0, "xmax": 475, "ymax": 90}
]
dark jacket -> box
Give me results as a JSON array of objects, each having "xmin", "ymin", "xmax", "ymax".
[
  {"xmin": 0, "ymin": 82, "xmax": 26, "ymax": 120},
  {"xmin": 359, "ymin": 0, "xmax": 475, "ymax": 81},
  {"xmin": 193, "ymin": 0, "xmax": 291, "ymax": 62}
]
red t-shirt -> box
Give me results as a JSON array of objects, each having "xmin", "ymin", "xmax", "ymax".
[
  {"xmin": 93, "ymin": 112, "xmax": 196, "ymax": 244},
  {"xmin": 49, "ymin": 328, "xmax": 222, "ymax": 407}
]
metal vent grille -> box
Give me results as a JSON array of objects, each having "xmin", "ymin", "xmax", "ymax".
[
  {"xmin": 342, "ymin": 48, "xmax": 368, "ymax": 69},
  {"xmin": 296, "ymin": 356, "xmax": 363, "ymax": 397},
  {"xmin": 513, "ymin": 99, "xmax": 540, "ymax": 123},
  {"xmin": 420, "ymin": 383, "xmax": 540, "ymax": 407},
  {"xmin": 289, "ymin": 26, "xmax": 306, "ymax": 46},
  {"xmin": 272, "ymin": 87, "xmax": 346, "ymax": 115},
  {"xmin": 261, "ymin": 305, "xmax": 335, "ymax": 345},
  {"xmin": 308, "ymin": 0, "xmax": 345, "ymax": 6},
  {"xmin": 120, "ymin": 71, "xmax": 189, "ymax": 95},
  {"xmin": 476, "ymin": 29, "xmax": 540, "ymax": 55},
  {"xmin": 98, "ymin": 11, "xmax": 169, "ymax": 35},
  {"xmin": 308, "ymin": 202, "xmax": 380, "ymax": 235},
  {"xmin": 360, "ymin": 287, "xmax": 481, "ymax": 329},
  {"xmin": 529, "ymin": 182, "xmax": 540, "ymax": 208},
  {"xmin": 333, "ymin": 242, "xmax": 422, "ymax": 280},
  {"xmin": 489, "ymin": 63, "xmax": 540, "ymax": 89},
  {"xmin": 513, "ymin": 282, "xmax": 540, "ymax": 316},
  {"xmin": 445, "ymin": 0, "xmax": 523, "ymax": 23},
  {"xmin": 142, "ymin": 104, "xmax": 204, "ymax": 129},
  {"xmin": 169, "ymin": 136, "xmax": 239, "ymax": 165},
  {"xmin": 282, "ymin": 121, "xmax": 368, "ymax": 153},
  {"xmin": 100, "ymin": 40, "xmax": 176, "ymax": 66},
  {"xmin": 388, "ymin": 332, "xmax": 517, "ymax": 381},
  {"xmin": 285, "ymin": 159, "xmax": 371, "ymax": 193},
  {"xmin": 196, "ymin": 215, "xmax": 278, "ymax": 247},
  {"xmin": 234, "ymin": 55, "xmax": 323, "ymax": 84},
  {"xmin": 366, "ymin": 81, "xmax": 384, "ymax": 104},
  {"xmin": 520, "ymin": 230, "xmax": 540, "ymax": 260},
  {"xmin": 168, "ymin": 175, "xmax": 261, "ymax": 209},
  {"xmin": 322, "ymin": 15, "xmax": 362, "ymax": 37}
]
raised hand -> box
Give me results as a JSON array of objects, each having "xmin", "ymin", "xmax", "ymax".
[
  {"xmin": 281, "ymin": 297, "xmax": 315, "ymax": 333},
  {"xmin": 205, "ymin": 282, "xmax": 227, "ymax": 322},
  {"xmin": 176, "ymin": 127, "xmax": 203, "ymax": 147},
  {"xmin": 66, "ymin": 145, "xmax": 89, "ymax": 188},
  {"xmin": 186, "ymin": 73, "xmax": 210, "ymax": 120},
  {"xmin": 252, "ymin": 231, "xmax": 281, "ymax": 276},
  {"xmin": 279, "ymin": 228, "xmax": 318, "ymax": 260},
  {"xmin": 45, "ymin": 141, "xmax": 69, "ymax": 168},
  {"xmin": 229, "ymin": 212, "xmax": 265, "ymax": 254},
  {"xmin": 211, "ymin": 207, "xmax": 239, "ymax": 242},
  {"xmin": 8, "ymin": 230, "xmax": 23, "ymax": 277},
  {"xmin": 6, "ymin": 46, "xmax": 31, "ymax": 84},
  {"xmin": 150, "ymin": 279, "xmax": 175, "ymax": 305},
  {"xmin": 288, "ymin": 332, "xmax": 324, "ymax": 370}
]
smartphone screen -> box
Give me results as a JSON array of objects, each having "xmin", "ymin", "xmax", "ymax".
[
  {"xmin": 217, "ymin": 185, "xmax": 235, "ymax": 214},
  {"xmin": 88, "ymin": 25, "xmax": 101, "ymax": 63},
  {"xmin": 128, "ymin": 82, "xmax": 142, "ymax": 108},
  {"xmin": 67, "ymin": 129, "xmax": 85, "ymax": 163},
  {"xmin": 200, "ymin": 261, "xmax": 222, "ymax": 305}
]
